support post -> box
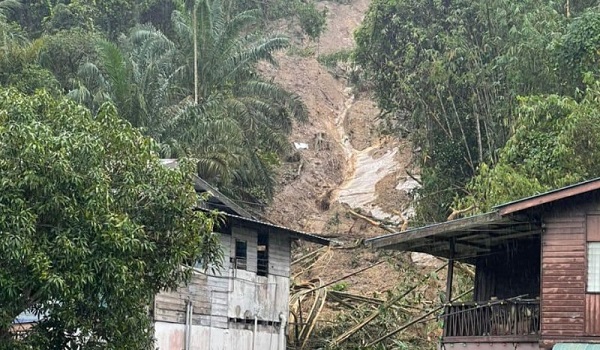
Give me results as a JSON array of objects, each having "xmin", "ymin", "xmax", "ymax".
[{"xmin": 446, "ymin": 238, "xmax": 455, "ymax": 302}]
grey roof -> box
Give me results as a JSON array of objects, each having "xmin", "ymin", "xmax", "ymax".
[
  {"xmin": 205, "ymin": 210, "xmax": 331, "ymax": 245},
  {"xmin": 161, "ymin": 159, "xmax": 330, "ymax": 245},
  {"xmin": 365, "ymin": 177, "xmax": 600, "ymax": 261},
  {"xmin": 160, "ymin": 159, "xmax": 253, "ymax": 218}
]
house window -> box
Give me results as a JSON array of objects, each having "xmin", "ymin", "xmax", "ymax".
[
  {"xmin": 234, "ymin": 240, "xmax": 247, "ymax": 270},
  {"xmin": 587, "ymin": 215, "xmax": 600, "ymax": 293},
  {"xmin": 257, "ymin": 232, "xmax": 269, "ymax": 276},
  {"xmin": 589, "ymin": 242, "xmax": 600, "ymax": 292}
]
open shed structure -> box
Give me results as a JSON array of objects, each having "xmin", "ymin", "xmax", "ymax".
[
  {"xmin": 366, "ymin": 179, "xmax": 600, "ymax": 350},
  {"xmin": 154, "ymin": 160, "xmax": 330, "ymax": 349}
]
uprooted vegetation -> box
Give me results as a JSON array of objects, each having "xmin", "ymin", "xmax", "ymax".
[{"xmin": 286, "ymin": 245, "xmax": 474, "ymax": 349}]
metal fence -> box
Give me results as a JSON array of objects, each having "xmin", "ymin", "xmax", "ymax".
[{"xmin": 443, "ymin": 299, "xmax": 540, "ymax": 337}]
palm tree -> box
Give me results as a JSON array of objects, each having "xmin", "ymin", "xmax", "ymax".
[{"xmin": 69, "ymin": 0, "xmax": 307, "ymax": 203}]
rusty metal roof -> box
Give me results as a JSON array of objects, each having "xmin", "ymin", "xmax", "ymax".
[
  {"xmin": 494, "ymin": 177, "xmax": 600, "ymax": 215},
  {"xmin": 364, "ymin": 178, "xmax": 600, "ymax": 260}
]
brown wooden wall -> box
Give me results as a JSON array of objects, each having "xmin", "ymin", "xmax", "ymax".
[{"xmin": 541, "ymin": 212, "xmax": 587, "ymax": 338}]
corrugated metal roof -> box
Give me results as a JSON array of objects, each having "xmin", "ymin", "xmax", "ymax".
[
  {"xmin": 494, "ymin": 177, "xmax": 600, "ymax": 215},
  {"xmin": 216, "ymin": 211, "xmax": 332, "ymax": 245},
  {"xmin": 365, "ymin": 177, "xmax": 600, "ymax": 258},
  {"xmin": 553, "ymin": 344, "xmax": 600, "ymax": 350},
  {"xmin": 160, "ymin": 159, "xmax": 254, "ymax": 218}
]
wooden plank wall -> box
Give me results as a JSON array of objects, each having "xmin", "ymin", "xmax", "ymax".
[
  {"xmin": 155, "ymin": 226, "xmax": 293, "ymax": 330},
  {"xmin": 154, "ymin": 234, "xmax": 232, "ymax": 329},
  {"xmin": 541, "ymin": 212, "xmax": 586, "ymax": 338},
  {"xmin": 268, "ymin": 231, "xmax": 290, "ymax": 278},
  {"xmin": 585, "ymin": 294, "xmax": 600, "ymax": 334},
  {"xmin": 232, "ymin": 226, "xmax": 258, "ymax": 273}
]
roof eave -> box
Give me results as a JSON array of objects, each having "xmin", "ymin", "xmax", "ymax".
[
  {"xmin": 365, "ymin": 211, "xmax": 503, "ymax": 250},
  {"xmin": 494, "ymin": 177, "xmax": 600, "ymax": 215}
]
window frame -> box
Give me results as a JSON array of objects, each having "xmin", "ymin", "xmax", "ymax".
[
  {"xmin": 257, "ymin": 231, "xmax": 269, "ymax": 277},
  {"xmin": 588, "ymin": 242, "xmax": 600, "ymax": 293},
  {"xmin": 234, "ymin": 239, "xmax": 247, "ymax": 270},
  {"xmin": 587, "ymin": 215, "xmax": 600, "ymax": 293}
]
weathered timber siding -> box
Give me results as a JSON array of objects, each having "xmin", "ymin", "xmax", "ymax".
[
  {"xmin": 155, "ymin": 225, "xmax": 292, "ymax": 325},
  {"xmin": 541, "ymin": 212, "xmax": 586, "ymax": 338},
  {"xmin": 269, "ymin": 231, "xmax": 290, "ymax": 277},
  {"xmin": 227, "ymin": 228, "xmax": 290, "ymax": 320},
  {"xmin": 154, "ymin": 232, "xmax": 233, "ymax": 329},
  {"xmin": 227, "ymin": 270, "xmax": 289, "ymax": 320},
  {"xmin": 228, "ymin": 226, "xmax": 290, "ymax": 277},
  {"xmin": 232, "ymin": 226, "xmax": 258, "ymax": 273},
  {"xmin": 154, "ymin": 223, "xmax": 294, "ymax": 349},
  {"xmin": 154, "ymin": 271, "xmax": 231, "ymax": 329}
]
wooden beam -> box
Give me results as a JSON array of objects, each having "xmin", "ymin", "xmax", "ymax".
[
  {"xmin": 366, "ymin": 211, "xmax": 502, "ymax": 249},
  {"xmin": 446, "ymin": 239, "xmax": 455, "ymax": 302},
  {"xmin": 472, "ymin": 230, "xmax": 542, "ymax": 246}
]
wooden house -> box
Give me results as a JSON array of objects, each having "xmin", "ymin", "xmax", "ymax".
[
  {"xmin": 154, "ymin": 160, "xmax": 330, "ymax": 350},
  {"xmin": 366, "ymin": 179, "xmax": 600, "ymax": 349}
]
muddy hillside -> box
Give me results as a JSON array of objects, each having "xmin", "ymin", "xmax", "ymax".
[{"xmin": 260, "ymin": 0, "xmax": 450, "ymax": 348}]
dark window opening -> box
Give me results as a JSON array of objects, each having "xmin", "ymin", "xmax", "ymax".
[
  {"xmin": 257, "ymin": 232, "xmax": 269, "ymax": 276},
  {"xmin": 234, "ymin": 240, "xmax": 247, "ymax": 270},
  {"xmin": 228, "ymin": 317, "xmax": 281, "ymax": 330}
]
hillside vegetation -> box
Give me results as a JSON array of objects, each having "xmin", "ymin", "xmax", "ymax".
[
  {"xmin": 355, "ymin": 0, "xmax": 600, "ymax": 220},
  {"xmin": 4, "ymin": 0, "xmax": 600, "ymax": 349}
]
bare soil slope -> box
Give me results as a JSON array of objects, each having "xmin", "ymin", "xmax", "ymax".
[
  {"xmin": 262, "ymin": 1, "xmax": 444, "ymax": 347},
  {"xmin": 262, "ymin": 0, "xmax": 415, "ymax": 285}
]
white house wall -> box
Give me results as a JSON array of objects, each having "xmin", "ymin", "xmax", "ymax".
[
  {"xmin": 228, "ymin": 270, "xmax": 289, "ymax": 321},
  {"xmin": 154, "ymin": 322, "xmax": 283, "ymax": 350},
  {"xmin": 154, "ymin": 227, "xmax": 292, "ymax": 350}
]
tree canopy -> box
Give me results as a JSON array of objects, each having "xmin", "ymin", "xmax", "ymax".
[
  {"xmin": 0, "ymin": 88, "xmax": 222, "ymax": 349},
  {"xmin": 355, "ymin": 0, "xmax": 600, "ymax": 221}
]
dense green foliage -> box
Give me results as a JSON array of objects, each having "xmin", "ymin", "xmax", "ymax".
[
  {"xmin": 458, "ymin": 82, "xmax": 600, "ymax": 211},
  {"xmin": 0, "ymin": 88, "xmax": 222, "ymax": 348},
  {"xmin": 355, "ymin": 0, "xmax": 600, "ymax": 220}
]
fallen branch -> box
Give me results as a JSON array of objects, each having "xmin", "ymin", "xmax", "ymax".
[
  {"xmin": 292, "ymin": 246, "xmax": 328, "ymax": 266},
  {"xmin": 348, "ymin": 210, "xmax": 396, "ymax": 233},
  {"xmin": 293, "ymin": 247, "xmax": 331, "ymax": 280},
  {"xmin": 447, "ymin": 205, "xmax": 474, "ymax": 221},
  {"xmin": 365, "ymin": 288, "xmax": 473, "ymax": 347},
  {"xmin": 299, "ymin": 281, "xmax": 327, "ymax": 349},
  {"xmin": 405, "ymin": 170, "xmax": 422, "ymax": 185},
  {"xmin": 391, "ymin": 209, "xmax": 409, "ymax": 232},
  {"xmin": 300, "ymin": 261, "xmax": 385, "ymax": 296},
  {"xmin": 331, "ymin": 263, "xmax": 448, "ymax": 346}
]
